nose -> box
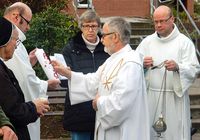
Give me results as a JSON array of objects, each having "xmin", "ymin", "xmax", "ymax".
[{"xmin": 88, "ymin": 27, "xmax": 93, "ymax": 32}]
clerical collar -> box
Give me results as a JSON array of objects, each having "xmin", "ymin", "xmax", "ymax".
[{"xmin": 82, "ymin": 34, "xmax": 99, "ymax": 52}]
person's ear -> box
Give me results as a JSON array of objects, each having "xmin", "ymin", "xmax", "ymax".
[
  {"xmin": 171, "ymin": 16, "xmax": 175, "ymax": 23},
  {"xmin": 113, "ymin": 33, "xmax": 120, "ymax": 43},
  {"xmin": 11, "ymin": 13, "xmax": 20, "ymax": 24}
]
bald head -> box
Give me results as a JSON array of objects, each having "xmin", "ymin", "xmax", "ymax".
[
  {"xmin": 4, "ymin": 2, "xmax": 32, "ymax": 33},
  {"xmin": 153, "ymin": 5, "xmax": 172, "ymax": 19},
  {"xmin": 152, "ymin": 5, "xmax": 174, "ymax": 37},
  {"xmin": 4, "ymin": 2, "xmax": 32, "ymax": 17}
]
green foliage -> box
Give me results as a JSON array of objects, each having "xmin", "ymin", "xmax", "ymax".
[
  {"xmin": 194, "ymin": 1, "xmax": 200, "ymax": 15},
  {"xmin": 0, "ymin": 9, "xmax": 3, "ymax": 16},
  {"xmin": 0, "ymin": 0, "xmax": 68, "ymax": 13},
  {"xmin": 194, "ymin": 1, "xmax": 200, "ymax": 20},
  {"xmin": 24, "ymin": 6, "xmax": 78, "ymax": 55},
  {"xmin": 25, "ymin": 0, "xmax": 69, "ymax": 13},
  {"xmin": 172, "ymin": 7, "xmax": 188, "ymax": 22},
  {"xmin": 23, "ymin": 5, "xmax": 79, "ymax": 79}
]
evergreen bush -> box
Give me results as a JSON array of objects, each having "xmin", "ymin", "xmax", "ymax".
[{"xmin": 23, "ymin": 4, "xmax": 79, "ymax": 79}]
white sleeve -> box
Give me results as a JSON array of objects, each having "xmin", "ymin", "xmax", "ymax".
[{"xmin": 69, "ymin": 64, "xmax": 105, "ymax": 105}]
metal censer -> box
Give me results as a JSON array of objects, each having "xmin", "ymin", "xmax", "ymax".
[{"xmin": 152, "ymin": 114, "xmax": 167, "ymax": 137}]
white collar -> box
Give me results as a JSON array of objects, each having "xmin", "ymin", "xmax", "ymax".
[{"xmin": 16, "ymin": 26, "xmax": 26, "ymax": 42}]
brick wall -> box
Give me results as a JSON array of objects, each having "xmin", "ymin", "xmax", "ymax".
[
  {"xmin": 67, "ymin": 0, "xmax": 194, "ymax": 19},
  {"xmin": 67, "ymin": 0, "xmax": 150, "ymax": 18}
]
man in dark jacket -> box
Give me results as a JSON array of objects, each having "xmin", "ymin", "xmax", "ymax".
[
  {"xmin": 62, "ymin": 10, "xmax": 109, "ymax": 140},
  {"xmin": 0, "ymin": 16, "xmax": 50, "ymax": 140}
]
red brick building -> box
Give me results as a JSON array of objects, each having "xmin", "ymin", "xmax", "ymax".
[{"xmin": 66, "ymin": 0, "xmax": 194, "ymax": 19}]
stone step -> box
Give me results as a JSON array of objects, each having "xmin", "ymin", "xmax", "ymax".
[
  {"xmin": 189, "ymin": 91, "xmax": 200, "ymax": 105},
  {"xmin": 189, "ymin": 78, "xmax": 200, "ymax": 135},
  {"xmin": 192, "ymin": 119, "xmax": 200, "ymax": 133},
  {"xmin": 191, "ymin": 105, "xmax": 200, "ymax": 121},
  {"xmin": 192, "ymin": 133, "xmax": 200, "ymax": 140},
  {"xmin": 189, "ymin": 78, "xmax": 200, "ymax": 106},
  {"xmin": 192, "ymin": 119, "xmax": 200, "ymax": 124},
  {"xmin": 129, "ymin": 35, "xmax": 149, "ymax": 50},
  {"xmin": 130, "ymin": 21, "xmax": 153, "ymax": 29},
  {"xmin": 190, "ymin": 78, "xmax": 200, "ymax": 88},
  {"xmin": 131, "ymin": 28, "xmax": 154, "ymax": 36},
  {"xmin": 130, "ymin": 35, "xmax": 143, "ymax": 44}
]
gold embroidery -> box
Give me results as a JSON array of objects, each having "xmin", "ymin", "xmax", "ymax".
[{"xmin": 103, "ymin": 59, "xmax": 124, "ymax": 90}]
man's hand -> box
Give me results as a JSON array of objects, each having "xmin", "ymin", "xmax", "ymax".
[
  {"xmin": 92, "ymin": 94, "xmax": 100, "ymax": 111},
  {"xmin": 33, "ymin": 98, "xmax": 50, "ymax": 117},
  {"xmin": 51, "ymin": 60, "xmax": 72, "ymax": 79},
  {"xmin": 164, "ymin": 60, "xmax": 179, "ymax": 72},
  {"xmin": 143, "ymin": 56, "xmax": 153, "ymax": 69},
  {"xmin": 29, "ymin": 48, "xmax": 38, "ymax": 67},
  {"xmin": 0, "ymin": 126, "xmax": 18, "ymax": 140},
  {"xmin": 47, "ymin": 79, "xmax": 60, "ymax": 90}
]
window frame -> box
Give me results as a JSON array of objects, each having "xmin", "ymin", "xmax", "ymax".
[{"xmin": 77, "ymin": 0, "xmax": 92, "ymax": 9}]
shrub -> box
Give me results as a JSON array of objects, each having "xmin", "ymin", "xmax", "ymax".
[
  {"xmin": 24, "ymin": 4, "xmax": 79, "ymax": 79},
  {"xmin": 24, "ymin": 7, "xmax": 78, "ymax": 54}
]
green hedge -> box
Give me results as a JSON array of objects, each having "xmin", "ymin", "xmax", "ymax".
[
  {"xmin": 23, "ymin": 4, "xmax": 79, "ymax": 79},
  {"xmin": 24, "ymin": 6, "xmax": 78, "ymax": 55}
]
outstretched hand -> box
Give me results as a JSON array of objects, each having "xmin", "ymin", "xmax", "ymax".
[{"xmin": 51, "ymin": 60, "xmax": 71, "ymax": 79}]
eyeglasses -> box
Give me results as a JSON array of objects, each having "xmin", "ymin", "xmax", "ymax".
[
  {"xmin": 153, "ymin": 16, "xmax": 172, "ymax": 25},
  {"xmin": 19, "ymin": 14, "xmax": 30, "ymax": 25},
  {"xmin": 81, "ymin": 24, "xmax": 99, "ymax": 30},
  {"xmin": 101, "ymin": 32, "xmax": 115, "ymax": 39}
]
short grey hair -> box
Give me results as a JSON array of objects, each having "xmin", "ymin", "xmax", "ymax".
[
  {"xmin": 79, "ymin": 10, "xmax": 101, "ymax": 28},
  {"xmin": 106, "ymin": 17, "xmax": 131, "ymax": 45}
]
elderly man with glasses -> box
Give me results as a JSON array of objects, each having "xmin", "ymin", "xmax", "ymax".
[
  {"xmin": 52, "ymin": 17, "xmax": 150, "ymax": 140},
  {"xmin": 136, "ymin": 5, "xmax": 200, "ymax": 140},
  {"xmin": 0, "ymin": 16, "xmax": 50, "ymax": 140}
]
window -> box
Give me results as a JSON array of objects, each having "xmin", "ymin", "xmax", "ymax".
[
  {"xmin": 159, "ymin": 0, "xmax": 173, "ymax": 3},
  {"xmin": 77, "ymin": 0, "xmax": 92, "ymax": 8}
]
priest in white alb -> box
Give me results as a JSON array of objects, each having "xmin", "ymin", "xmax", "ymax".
[
  {"xmin": 136, "ymin": 5, "xmax": 200, "ymax": 140},
  {"xmin": 52, "ymin": 17, "xmax": 150, "ymax": 140}
]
